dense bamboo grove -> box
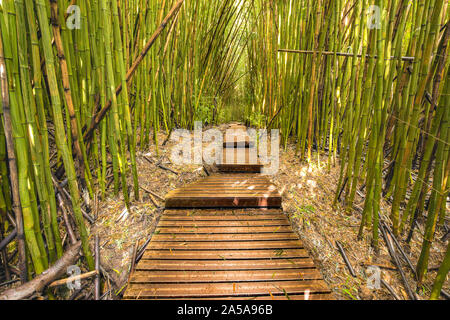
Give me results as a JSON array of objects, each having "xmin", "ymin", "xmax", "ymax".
[
  {"xmin": 244, "ymin": 0, "xmax": 449, "ymax": 296},
  {"xmin": 0, "ymin": 0, "xmax": 448, "ymax": 299}
]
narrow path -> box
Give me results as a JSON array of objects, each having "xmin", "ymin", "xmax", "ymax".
[{"xmin": 124, "ymin": 124, "xmax": 332, "ymax": 300}]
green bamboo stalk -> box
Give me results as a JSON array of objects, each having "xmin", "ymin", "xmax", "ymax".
[
  {"xmin": 0, "ymin": 18, "xmax": 27, "ymax": 282},
  {"xmin": 35, "ymin": 0, "xmax": 94, "ymax": 270},
  {"xmin": 430, "ymin": 241, "xmax": 450, "ymax": 300}
]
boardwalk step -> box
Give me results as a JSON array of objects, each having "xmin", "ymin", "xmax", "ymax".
[
  {"xmin": 135, "ymin": 258, "xmax": 315, "ymax": 271},
  {"xmin": 158, "ymin": 220, "xmax": 290, "ymax": 227},
  {"xmin": 223, "ymin": 127, "xmax": 253, "ymax": 148},
  {"xmin": 155, "ymin": 226, "xmax": 294, "ymax": 234},
  {"xmin": 124, "ymin": 280, "xmax": 330, "ymax": 299},
  {"xmin": 165, "ymin": 175, "xmax": 281, "ymax": 208},
  {"xmin": 147, "ymin": 240, "xmax": 303, "ymax": 250},
  {"xmin": 160, "ymin": 214, "xmax": 288, "ymax": 221},
  {"xmin": 217, "ymin": 148, "xmax": 263, "ymax": 173},
  {"xmin": 142, "ymin": 249, "xmax": 309, "ymax": 260},
  {"xmin": 130, "ymin": 269, "xmax": 323, "ymax": 283},
  {"xmin": 151, "ymin": 233, "xmax": 298, "ymax": 241}
]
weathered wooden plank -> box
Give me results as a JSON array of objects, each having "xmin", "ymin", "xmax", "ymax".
[
  {"xmin": 158, "ymin": 220, "xmax": 290, "ymax": 227},
  {"xmin": 135, "ymin": 258, "xmax": 314, "ymax": 271},
  {"xmin": 170, "ymin": 187, "xmax": 277, "ymax": 192},
  {"xmin": 142, "ymin": 249, "xmax": 308, "ymax": 260},
  {"xmin": 163, "ymin": 209, "xmax": 283, "ymax": 216},
  {"xmin": 197, "ymin": 176, "xmax": 270, "ymax": 180},
  {"xmin": 170, "ymin": 293, "xmax": 334, "ymax": 300},
  {"xmin": 160, "ymin": 214, "xmax": 287, "ymax": 221},
  {"xmin": 152, "ymin": 233, "xmax": 298, "ymax": 242},
  {"xmin": 221, "ymin": 148, "xmax": 260, "ymax": 162},
  {"xmin": 124, "ymin": 280, "xmax": 330, "ymax": 299},
  {"xmin": 165, "ymin": 197, "xmax": 282, "ymax": 208},
  {"xmin": 147, "ymin": 240, "xmax": 303, "ymax": 250},
  {"xmin": 167, "ymin": 192, "xmax": 280, "ymax": 197},
  {"xmin": 217, "ymin": 165, "xmax": 262, "ymax": 173},
  {"xmin": 130, "ymin": 268, "xmax": 323, "ymax": 283},
  {"xmin": 155, "ymin": 226, "xmax": 292, "ymax": 234}
]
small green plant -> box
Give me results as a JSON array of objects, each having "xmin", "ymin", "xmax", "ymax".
[
  {"xmin": 246, "ymin": 111, "xmax": 266, "ymax": 127},
  {"xmin": 298, "ymin": 205, "xmax": 316, "ymax": 215}
]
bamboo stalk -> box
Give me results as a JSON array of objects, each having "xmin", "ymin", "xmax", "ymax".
[{"xmin": 0, "ymin": 34, "xmax": 26, "ymax": 283}]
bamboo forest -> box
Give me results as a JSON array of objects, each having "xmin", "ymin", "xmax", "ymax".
[{"xmin": 0, "ymin": 0, "xmax": 449, "ymax": 304}]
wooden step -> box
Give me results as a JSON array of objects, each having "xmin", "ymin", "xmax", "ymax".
[
  {"xmin": 124, "ymin": 280, "xmax": 330, "ymax": 299},
  {"xmin": 152, "ymin": 233, "xmax": 298, "ymax": 242},
  {"xmin": 158, "ymin": 219, "xmax": 290, "ymax": 227},
  {"xmin": 156, "ymin": 226, "xmax": 293, "ymax": 234},
  {"xmin": 163, "ymin": 209, "xmax": 283, "ymax": 216},
  {"xmin": 165, "ymin": 175, "xmax": 281, "ymax": 208},
  {"xmin": 160, "ymin": 214, "xmax": 287, "ymax": 221},
  {"xmin": 217, "ymin": 148, "xmax": 263, "ymax": 173},
  {"xmin": 147, "ymin": 240, "xmax": 303, "ymax": 250},
  {"xmin": 223, "ymin": 127, "xmax": 253, "ymax": 148},
  {"xmin": 131, "ymin": 269, "xmax": 323, "ymax": 283},
  {"xmin": 135, "ymin": 258, "xmax": 315, "ymax": 271},
  {"xmin": 142, "ymin": 249, "xmax": 309, "ymax": 260},
  {"xmin": 168, "ymin": 293, "xmax": 333, "ymax": 300}
]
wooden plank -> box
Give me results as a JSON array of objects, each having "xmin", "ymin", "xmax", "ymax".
[
  {"xmin": 142, "ymin": 249, "xmax": 308, "ymax": 260},
  {"xmin": 199, "ymin": 176, "xmax": 270, "ymax": 180},
  {"xmin": 130, "ymin": 269, "xmax": 323, "ymax": 283},
  {"xmin": 173, "ymin": 183, "xmax": 273, "ymax": 188},
  {"xmin": 124, "ymin": 280, "xmax": 330, "ymax": 299},
  {"xmin": 152, "ymin": 233, "xmax": 298, "ymax": 242},
  {"xmin": 221, "ymin": 148, "xmax": 260, "ymax": 163},
  {"xmin": 167, "ymin": 192, "xmax": 280, "ymax": 197},
  {"xmin": 158, "ymin": 220, "xmax": 290, "ymax": 227},
  {"xmin": 171, "ymin": 186, "xmax": 277, "ymax": 191},
  {"xmin": 228, "ymin": 124, "xmax": 247, "ymax": 130},
  {"xmin": 175, "ymin": 177, "xmax": 272, "ymax": 182},
  {"xmin": 169, "ymin": 293, "xmax": 334, "ymax": 300},
  {"xmin": 196, "ymin": 178, "xmax": 270, "ymax": 182},
  {"xmin": 135, "ymin": 258, "xmax": 315, "ymax": 271},
  {"xmin": 155, "ymin": 226, "xmax": 292, "ymax": 234},
  {"xmin": 223, "ymin": 139, "xmax": 253, "ymax": 148},
  {"xmin": 147, "ymin": 240, "xmax": 303, "ymax": 250},
  {"xmin": 163, "ymin": 209, "xmax": 283, "ymax": 216},
  {"xmin": 223, "ymin": 129, "xmax": 253, "ymax": 148},
  {"xmin": 165, "ymin": 197, "xmax": 282, "ymax": 208},
  {"xmin": 160, "ymin": 214, "xmax": 287, "ymax": 221},
  {"xmin": 217, "ymin": 165, "xmax": 262, "ymax": 173}
]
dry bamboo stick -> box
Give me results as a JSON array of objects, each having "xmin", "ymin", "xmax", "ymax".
[
  {"xmin": 277, "ymin": 48, "xmax": 415, "ymax": 61},
  {"xmin": 48, "ymin": 270, "xmax": 98, "ymax": 289}
]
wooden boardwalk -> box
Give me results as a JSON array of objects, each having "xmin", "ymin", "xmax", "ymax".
[{"xmin": 124, "ymin": 124, "xmax": 332, "ymax": 300}]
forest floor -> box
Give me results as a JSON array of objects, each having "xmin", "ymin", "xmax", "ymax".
[
  {"xmin": 89, "ymin": 124, "xmax": 448, "ymax": 300},
  {"xmin": 274, "ymin": 143, "xmax": 448, "ymax": 300}
]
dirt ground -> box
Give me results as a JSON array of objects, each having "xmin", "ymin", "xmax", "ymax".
[{"xmin": 89, "ymin": 124, "xmax": 448, "ymax": 300}]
